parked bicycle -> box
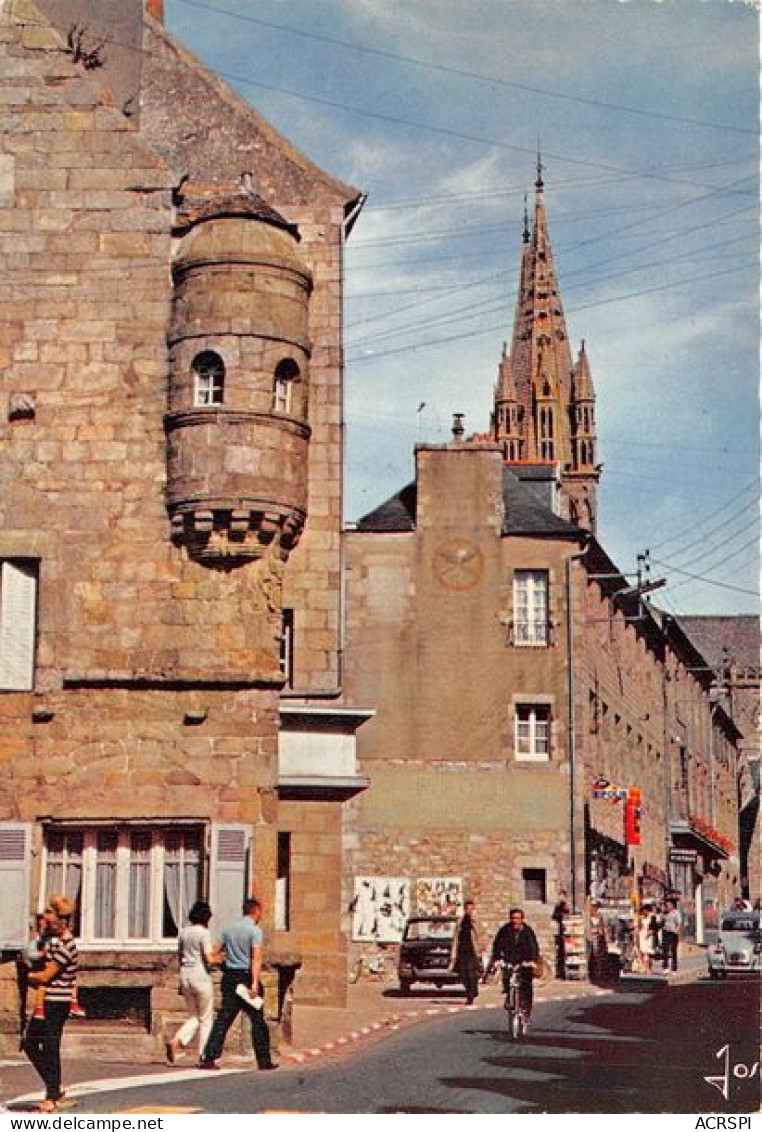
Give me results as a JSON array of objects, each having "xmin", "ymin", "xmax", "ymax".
[{"xmin": 348, "ymin": 949, "xmax": 391, "ymax": 984}]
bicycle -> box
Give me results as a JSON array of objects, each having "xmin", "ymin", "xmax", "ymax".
[
  {"xmin": 498, "ymin": 961, "xmax": 535, "ymax": 1040},
  {"xmin": 348, "ymin": 950, "xmax": 390, "ymax": 984}
]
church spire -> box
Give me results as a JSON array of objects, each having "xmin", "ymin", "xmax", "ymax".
[{"xmin": 492, "ymin": 168, "xmax": 600, "ymax": 532}]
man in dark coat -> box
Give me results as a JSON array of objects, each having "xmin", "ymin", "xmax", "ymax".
[
  {"xmin": 487, "ymin": 907, "xmax": 541, "ymax": 1024},
  {"xmin": 454, "ymin": 900, "xmax": 481, "ymax": 1005}
]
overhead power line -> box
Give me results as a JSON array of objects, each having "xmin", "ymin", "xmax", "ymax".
[
  {"xmin": 346, "ymin": 230, "xmax": 753, "ymax": 337},
  {"xmin": 365, "ymin": 156, "xmax": 756, "ymax": 213},
  {"xmin": 345, "ymin": 259, "xmax": 758, "ymax": 359},
  {"xmin": 174, "ymin": 0, "xmax": 757, "ymax": 136},
  {"xmin": 655, "ymin": 500, "xmax": 760, "ymax": 569},
  {"xmin": 653, "ymin": 553, "xmax": 759, "ymax": 598},
  {"xmin": 178, "ymin": 55, "xmax": 757, "ymax": 194},
  {"xmin": 647, "ymin": 479, "xmax": 761, "ymax": 552}
]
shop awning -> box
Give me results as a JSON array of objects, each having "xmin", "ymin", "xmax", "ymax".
[{"xmin": 669, "ymin": 819, "xmax": 730, "ymax": 861}]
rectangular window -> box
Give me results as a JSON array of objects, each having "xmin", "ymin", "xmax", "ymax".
[
  {"xmin": 45, "ymin": 830, "xmax": 83, "ymax": 937},
  {"xmin": 515, "ymin": 704, "xmax": 551, "ymax": 761},
  {"xmin": 273, "ymin": 377, "xmax": 292, "ymax": 414},
  {"xmin": 196, "ymin": 373, "xmax": 224, "ymax": 405},
  {"xmin": 513, "ymin": 570, "xmax": 549, "ymax": 647},
  {"xmin": 0, "ymin": 559, "xmax": 38, "ymax": 690},
  {"xmin": 275, "ymin": 832, "xmax": 291, "ymax": 932},
  {"xmin": 522, "ymin": 868, "xmax": 547, "ymax": 903},
  {"xmin": 43, "ymin": 826, "xmax": 203, "ymax": 947},
  {"xmin": 280, "ymin": 609, "xmax": 295, "ymax": 688}
]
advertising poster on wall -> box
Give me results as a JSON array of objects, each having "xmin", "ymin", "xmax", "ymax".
[
  {"xmin": 415, "ymin": 877, "xmax": 463, "ymax": 915},
  {"xmin": 351, "ymin": 876, "xmax": 410, "ymax": 942}
]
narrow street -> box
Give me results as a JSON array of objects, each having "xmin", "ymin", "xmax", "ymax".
[{"xmin": 10, "ymin": 978, "xmax": 757, "ymax": 1116}]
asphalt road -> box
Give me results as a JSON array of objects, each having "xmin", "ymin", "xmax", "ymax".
[{"xmin": 12, "ymin": 978, "xmax": 761, "ymax": 1115}]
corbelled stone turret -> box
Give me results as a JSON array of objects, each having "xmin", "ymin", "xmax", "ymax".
[{"xmin": 166, "ymin": 186, "xmax": 313, "ymax": 562}]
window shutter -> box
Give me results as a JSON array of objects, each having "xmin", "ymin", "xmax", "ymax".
[
  {"xmin": 0, "ymin": 561, "xmax": 37, "ymax": 690},
  {"xmin": 208, "ymin": 823, "xmax": 251, "ymax": 932},
  {"xmin": 0, "ymin": 823, "xmax": 33, "ymax": 947}
]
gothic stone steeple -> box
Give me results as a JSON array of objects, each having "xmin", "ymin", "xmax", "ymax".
[{"xmin": 493, "ymin": 165, "xmax": 600, "ymax": 532}]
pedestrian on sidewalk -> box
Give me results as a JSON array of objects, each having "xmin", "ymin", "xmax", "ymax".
[
  {"xmin": 661, "ymin": 898, "xmax": 682, "ymax": 972},
  {"xmin": 165, "ymin": 901, "xmax": 222, "ymax": 1066},
  {"xmin": 454, "ymin": 900, "xmax": 481, "ymax": 1005},
  {"xmin": 637, "ymin": 904, "xmax": 657, "ymax": 973},
  {"xmin": 199, "ymin": 897, "xmax": 277, "ymax": 1072},
  {"xmin": 551, "ymin": 889, "xmax": 570, "ymax": 978},
  {"xmin": 23, "ymin": 895, "xmax": 78, "ymax": 1114}
]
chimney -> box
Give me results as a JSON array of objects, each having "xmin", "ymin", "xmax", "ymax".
[
  {"xmin": 146, "ymin": 0, "xmax": 164, "ymax": 23},
  {"xmin": 452, "ymin": 413, "xmax": 465, "ymax": 444}
]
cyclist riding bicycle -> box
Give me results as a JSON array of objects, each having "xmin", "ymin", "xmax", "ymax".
[{"xmin": 486, "ymin": 907, "xmax": 541, "ymax": 1028}]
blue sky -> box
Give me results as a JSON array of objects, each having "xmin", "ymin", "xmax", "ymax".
[{"xmin": 166, "ymin": 0, "xmax": 759, "ymax": 617}]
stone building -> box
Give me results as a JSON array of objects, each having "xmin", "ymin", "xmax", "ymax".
[
  {"xmin": 0, "ymin": 0, "xmax": 368, "ymax": 1052},
  {"xmin": 342, "ymin": 177, "xmax": 740, "ymax": 958},
  {"xmin": 676, "ymin": 615, "xmax": 760, "ymax": 900}
]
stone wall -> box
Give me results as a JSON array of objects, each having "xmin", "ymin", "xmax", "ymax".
[
  {"xmin": 343, "ymin": 445, "xmax": 579, "ymax": 951},
  {"xmin": 273, "ymin": 798, "xmax": 347, "ymax": 1005},
  {"xmin": 0, "ymin": 0, "xmax": 356, "ymax": 1051}
]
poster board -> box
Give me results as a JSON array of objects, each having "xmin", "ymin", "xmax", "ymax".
[
  {"xmin": 351, "ymin": 876, "xmax": 410, "ymax": 942},
  {"xmin": 415, "ymin": 876, "xmax": 463, "ymax": 916}
]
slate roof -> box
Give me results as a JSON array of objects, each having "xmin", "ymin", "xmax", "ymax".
[
  {"xmin": 355, "ymin": 483, "xmax": 417, "ymax": 532},
  {"xmin": 354, "ymin": 469, "xmax": 585, "ymax": 540},
  {"xmin": 677, "ymin": 615, "xmax": 760, "ymax": 669},
  {"xmin": 501, "ymin": 469, "xmax": 584, "ymax": 538}
]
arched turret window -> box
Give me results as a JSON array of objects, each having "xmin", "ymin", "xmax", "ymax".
[
  {"xmin": 192, "ymin": 351, "xmax": 225, "ymax": 406},
  {"xmin": 273, "ymin": 358, "xmax": 300, "ymax": 414}
]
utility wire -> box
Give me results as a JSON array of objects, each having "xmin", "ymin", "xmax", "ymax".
[
  {"xmin": 365, "ymin": 156, "xmax": 756, "ymax": 212},
  {"xmin": 346, "ymin": 230, "xmax": 752, "ymax": 336},
  {"xmin": 174, "ymin": 0, "xmax": 757, "ymax": 137},
  {"xmin": 647, "ymin": 479, "xmax": 761, "ymax": 552},
  {"xmin": 348, "ymin": 200, "xmax": 755, "ymax": 272},
  {"xmin": 653, "ymin": 549, "xmax": 759, "ymax": 598},
  {"xmin": 667, "ymin": 543, "xmax": 760, "ymax": 596},
  {"xmin": 193, "ymin": 60, "xmax": 757, "ymax": 194},
  {"xmin": 662, "ymin": 525, "xmax": 760, "ymax": 585},
  {"xmin": 346, "ymin": 259, "xmax": 758, "ymax": 359},
  {"xmin": 652, "ymin": 501, "xmax": 760, "ymax": 569}
]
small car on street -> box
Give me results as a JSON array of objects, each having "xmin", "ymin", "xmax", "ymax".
[
  {"xmin": 397, "ymin": 915, "xmax": 460, "ymax": 994},
  {"xmin": 707, "ymin": 909, "xmax": 761, "ymax": 978}
]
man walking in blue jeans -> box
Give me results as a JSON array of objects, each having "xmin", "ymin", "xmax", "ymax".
[
  {"xmin": 661, "ymin": 898, "xmax": 682, "ymax": 972},
  {"xmin": 199, "ymin": 897, "xmax": 277, "ymax": 1071}
]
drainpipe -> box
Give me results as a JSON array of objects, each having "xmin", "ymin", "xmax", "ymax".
[{"xmin": 565, "ymin": 540, "xmax": 590, "ymax": 914}]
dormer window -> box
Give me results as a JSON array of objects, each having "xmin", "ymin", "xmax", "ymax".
[
  {"xmin": 193, "ymin": 351, "xmax": 225, "ymax": 406},
  {"xmin": 273, "ymin": 358, "xmax": 300, "ymax": 414}
]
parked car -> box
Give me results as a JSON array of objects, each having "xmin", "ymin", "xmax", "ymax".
[
  {"xmin": 707, "ymin": 909, "xmax": 761, "ymax": 978},
  {"xmin": 397, "ymin": 915, "xmax": 461, "ymax": 994}
]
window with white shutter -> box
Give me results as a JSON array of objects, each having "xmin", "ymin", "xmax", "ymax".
[
  {"xmin": 209, "ymin": 823, "xmax": 251, "ymax": 933},
  {"xmin": 0, "ymin": 822, "xmax": 32, "ymax": 947},
  {"xmin": 0, "ymin": 559, "xmax": 38, "ymax": 690}
]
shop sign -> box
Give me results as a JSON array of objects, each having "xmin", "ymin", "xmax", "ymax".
[
  {"xmin": 624, "ymin": 787, "xmax": 642, "ymax": 846},
  {"xmin": 592, "ymin": 774, "xmax": 628, "ymax": 802},
  {"xmin": 669, "ymin": 848, "xmax": 697, "ymax": 864}
]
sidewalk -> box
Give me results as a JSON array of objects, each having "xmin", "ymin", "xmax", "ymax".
[{"xmin": 1, "ymin": 953, "xmax": 707, "ymax": 1109}]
